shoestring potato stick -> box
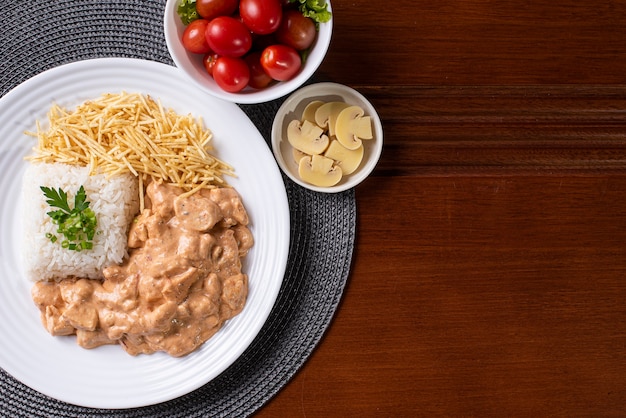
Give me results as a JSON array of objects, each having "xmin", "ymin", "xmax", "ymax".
[{"xmin": 26, "ymin": 92, "xmax": 235, "ymax": 209}]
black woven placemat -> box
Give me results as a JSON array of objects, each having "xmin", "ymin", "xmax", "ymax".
[{"xmin": 0, "ymin": 1, "xmax": 356, "ymax": 416}]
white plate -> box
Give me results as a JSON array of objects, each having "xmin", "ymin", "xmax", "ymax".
[{"xmin": 0, "ymin": 58, "xmax": 290, "ymax": 409}]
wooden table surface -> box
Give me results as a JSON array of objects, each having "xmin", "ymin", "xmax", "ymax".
[{"xmin": 256, "ymin": 1, "xmax": 626, "ymax": 416}]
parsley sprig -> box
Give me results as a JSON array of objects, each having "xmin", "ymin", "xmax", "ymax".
[{"xmin": 41, "ymin": 185, "xmax": 97, "ymax": 251}]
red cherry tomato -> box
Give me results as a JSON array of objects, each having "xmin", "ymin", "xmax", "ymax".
[
  {"xmin": 205, "ymin": 16, "xmax": 253, "ymax": 58},
  {"xmin": 203, "ymin": 52, "xmax": 220, "ymax": 76},
  {"xmin": 245, "ymin": 52, "xmax": 273, "ymax": 89},
  {"xmin": 213, "ymin": 56, "xmax": 250, "ymax": 92},
  {"xmin": 181, "ymin": 19, "xmax": 212, "ymax": 54},
  {"xmin": 196, "ymin": 0, "xmax": 238, "ymax": 20},
  {"xmin": 239, "ymin": 0, "xmax": 283, "ymax": 35},
  {"xmin": 275, "ymin": 10, "xmax": 316, "ymax": 51},
  {"xmin": 260, "ymin": 44, "xmax": 301, "ymax": 81}
]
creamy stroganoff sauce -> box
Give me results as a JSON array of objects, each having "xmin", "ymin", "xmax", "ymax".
[{"xmin": 31, "ymin": 181, "xmax": 253, "ymax": 357}]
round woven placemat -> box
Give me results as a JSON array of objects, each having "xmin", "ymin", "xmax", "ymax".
[{"xmin": 0, "ymin": 1, "xmax": 356, "ymax": 416}]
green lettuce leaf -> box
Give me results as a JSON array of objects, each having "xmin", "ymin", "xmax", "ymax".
[
  {"xmin": 289, "ymin": 0, "xmax": 332, "ymax": 24},
  {"xmin": 177, "ymin": 0, "xmax": 199, "ymax": 25}
]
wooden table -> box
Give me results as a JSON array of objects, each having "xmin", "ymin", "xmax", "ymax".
[{"xmin": 257, "ymin": 1, "xmax": 626, "ymax": 416}]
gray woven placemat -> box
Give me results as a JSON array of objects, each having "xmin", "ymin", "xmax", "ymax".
[{"xmin": 0, "ymin": 1, "xmax": 356, "ymax": 416}]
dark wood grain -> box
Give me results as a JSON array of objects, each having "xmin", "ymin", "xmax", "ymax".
[
  {"xmin": 256, "ymin": 0, "xmax": 626, "ymax": 416},
  {"xmin": 318, "ymin": 0, "xmax": 626, "ymax": 86}
]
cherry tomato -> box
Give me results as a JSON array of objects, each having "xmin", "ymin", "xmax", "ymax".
[
  {"xmin": 245, "ymin": 52, "xmax": 273, "ymax": 89},
  {"xmin": 205, "ymin": 16, "xmax": 253, "ymax": 58},
  {"xmin": 203, "ymin": 52, "xmax": 220, "ymax": 76},
  {"xmin": 213, "ymin": 56, "xmax": 250, "ymax": 92},
  {"xmin": 239, "ymin": 0, "xmax": 283, "ymax": 35},
  {"xmin": 275, "ymin": 10, "xmax": 316, "ymax": 51},
  {"xmin": 181, "ymin": 19, "xmax": 212, "ymax": 54},
  {"xmin": 196, "ymin": 0, "xmax": 238, "ymax": 20},
  {"xmin": 260, "ymin": 44, "xmax": 301, "ymax": 81}
]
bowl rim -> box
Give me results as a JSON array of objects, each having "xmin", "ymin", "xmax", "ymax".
[
  {"xmin": 163, "ymin": 0, "xmax": 334, "ymax": 104},
  {"xmin": 271, "ymin": 82, "xmax": 384, "ymax": 193}
]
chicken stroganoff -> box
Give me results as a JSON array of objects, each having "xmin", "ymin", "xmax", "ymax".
[{"xmin": 24, "ymin": 92, "xmax": 254, "ymax": 357}]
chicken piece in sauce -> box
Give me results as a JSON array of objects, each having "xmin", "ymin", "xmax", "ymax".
[{"xmin": 31, "ymin": 182, "xmax": 254, "ymax": 357}]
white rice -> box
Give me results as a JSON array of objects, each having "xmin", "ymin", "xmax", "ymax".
[{"xmin": 21, "ymin": 163, "xmax": 139, "ymax": 281}]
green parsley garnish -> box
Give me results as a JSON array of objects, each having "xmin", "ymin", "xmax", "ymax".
[
  {"xmin": 177, "ymin": 0, "xmax": 199, "ymax": 25},
  {"xmin": 288, "ymin": 0, "xmax": 332, "ymax": 25},
  {"xmin": 41, "ymin": 185, "xmax": 97, "ymax": 252}
]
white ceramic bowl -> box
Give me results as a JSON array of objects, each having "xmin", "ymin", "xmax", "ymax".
[
  {"xmin": 164, "ymin": 0, "xmax": 333, "ymax": 104},
  {"xmin": 271, "ymin": 82, "xmax": 383, "ymax": 193}
]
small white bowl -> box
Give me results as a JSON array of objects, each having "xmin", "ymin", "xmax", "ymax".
[
  {"xmin": 271, "ymin": 82, "xmax": 383, "ymax": 193},
  {"xmin": 163, "ymin": 0, "xmax": 333, "ymax": 104}
]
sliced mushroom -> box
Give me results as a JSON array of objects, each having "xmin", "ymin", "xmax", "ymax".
[
  {"xmin": 324, "ymin": 139, "xmax": 364, "ymax": 175},
  {"xmin": 287, "ymin": 119, "xmax": 330, "ymax": 155},
  {"xmin": 314, "ymin": 101, "xmax": 350, "ymax": 137},
  {"xmin": 335, "ymin": 105, "xmax": 373, "ymax": 150},
  {"xmin": 302, "ymin": 100, "xmax": 325, "ymax": 123},
  {"xmin": 298, "ymin": 154, "xmax": 343, "ymax": 187},
  {"xmin": 292, "ymin": 147, "xmax": 309, "ymax": 164}
]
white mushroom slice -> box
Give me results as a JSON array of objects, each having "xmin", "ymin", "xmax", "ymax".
[
  {"xmin": 298, "ymin": 154, "xmax": 343, "ymax": 187},
  {"xmin": 302, "ymin": 100, "xmax": 325, "ymax": 123},
  {"xmin": 324, "ymin": 139, "xmax": 364, "ymax": 175},
  {"xmin": 314, "ymin": 101, "xmax": 350, "ymax": 136},
  {"xmin": 287, "ymin": 119, "xmax": 330, "ymax": 155},
  {"xmin": 335, "ymin": 105, "xmax": 373, "ymax": 150},
  {"xmin": 292, "ymin": 147, "xmax": 309, "ymax": 164}
]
